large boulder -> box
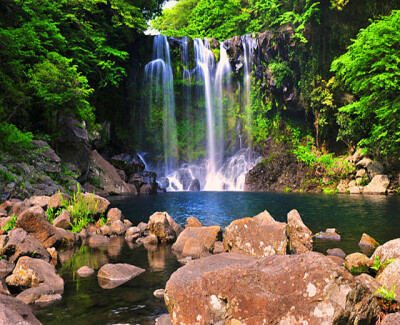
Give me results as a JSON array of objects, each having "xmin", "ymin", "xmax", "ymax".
[
  {"xmin": 363, "ymin": 175, "xmax": 390, "ymax": 195},
  {"xmin": 148, "ymin": 212, "xmax": 183, "ymax": 243},
  {"xmin": 358, "ymin": 233, "xmax": 379, "ymax": 251},
  {"xmin": 1, "ymin": 228, "xmax": 50, "ymax": 262},
  {"xmin": 24, "ymin": 196, "xmax": 50, "ymax": 210},
  {"xmin": 223, "ymin": 211, "xmax": 287, "ymax": 257},
  {"xmin": 110, "ymin": 153, "xmax": 145, "ymax": 177},
  {"xmin": 371, "ymin": 238, "xmax": 400, "ymax": 264},
  {"xmin": 57, "ymin": 117, "xmax": 91, "ymax": 182},
  {"xmin": 376, "ymin": 259, "xmax": 400, "ymax": 299},
  {"xmin": 89, "ymin": 150, "xmax": 137, "ymax": 195},
  {"xmin": 287, "ymin": 209, "xmax": 313, "ymax": 254},
  {"xmin": 15, "ymin": 285, "xmax": 58, "ymax": 304},
  {"xmin": 172, "ymin": 226, "xmax": 221, "ymax": 258},
  {"xmin": 16, "ymin": 206, "xmax": 62, "ymax": 248},
  {"xmin": 0, "ymin": 294, "xmax": 41, "ymax": 324},
  {"xmin": 6, "ymin": 256, "xmax": 64, "ymax": 293},
  {"xmin": 48, "ymin": 192, "xmax": 71, "ymax": 210},
  {"xmin": 129, "ymin": 171, "xmax": 157, "ymax": 194},
  {"xmin": 164, "ymin": 252, "xmax": 380, "ymax": 324},
  {"xmin": 53, "ymin": 210, "xmax": 71, "ymax": 230},
  {"xmin": 344, "ymin": 253, "xmax": 372, "ymax": 275},
  {"xmin": 81, "ymin": 193, "xmax": 110, "ymax": 215}
]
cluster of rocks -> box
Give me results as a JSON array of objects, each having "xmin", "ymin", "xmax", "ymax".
[
  {"xmin": 0, "ymin": 192, "xmax": 152, "ymax": 323},
  {"xmin": 337, "ymin": 152, "xmax": 394, "ymax": 195},
  {"xmin": 142, "ymin": 209, "xmax": 400, "ymax": 324}
]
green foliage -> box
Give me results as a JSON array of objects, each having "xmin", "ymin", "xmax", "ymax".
[
  {"xmin": 269, "ymin": 60, "xmax": 294, "ymax": 89},
  {"xmin": 46, "ymin": 207, "xmax": 62, "ymax": 223},
  {"xmin": 370, "ymin": 256, "xmax": 395, "ymax": 272},
  {"xmin": 375, "ymin": 284, "xmax": 396, "ymax": 302},
  {"xmin": 1, "ymin": 215, "xmax": 17, "ymax": 234},
  {"xmin": 0, "ymin": 123, "xmax": 33, "ymax": 156},
  {"xmin": 98, "ymin": 217, "xmax": 109, "ymax": 227},
  {"xmin": 58, "ymin": 185, "xmax": 102, "ymax": 233},
  {"xmin": 332, "ymin": 10, "xmax": 400, "ymax": 157}
]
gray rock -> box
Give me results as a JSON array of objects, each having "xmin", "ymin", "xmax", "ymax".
[
  {"xmin": 97, "ymin": 263, "xmax": 145, "ymax": 289},
  {"xmin": 0, "ymin": 294, "xmax": 41, "ymax": 324},
  {"xmin": 16, "ymin": 285, "xmax": 56, "ymax": 304},
  {"xmin": 126, "ymin": 226, "xmax": 140, "ymax": 237},
  {"xmin": 363, "ymin": 175, "xmax": 390, "ymax": 195},
  {"xmin": 0, "ymin": 260, "xmax": 14, "ymax": 278},
  {"xmin": 110, "ymin": 220, "xmax": 125, "ymax": 236},
  {"xmin": 88, "ymin": 235, "xmax": 110, "ymax": 248}
]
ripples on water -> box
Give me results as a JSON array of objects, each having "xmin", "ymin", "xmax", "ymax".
[{"xmin": 35, "ymin": 192, "xmax": 400, "ymax": 324}]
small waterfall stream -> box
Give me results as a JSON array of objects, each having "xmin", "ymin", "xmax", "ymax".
[{"xmin": 141, "ymin": 35, "xmax": 260, "ymax": 191}]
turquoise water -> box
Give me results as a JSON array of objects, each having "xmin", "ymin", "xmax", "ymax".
[{"xmin": 35, "ymin": 192, "xmax": 400, "ymax": 324}]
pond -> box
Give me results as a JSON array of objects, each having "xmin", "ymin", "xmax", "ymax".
[{"xmin": 34, "ymin": 192, "xmax": 400, "ymax": 324}]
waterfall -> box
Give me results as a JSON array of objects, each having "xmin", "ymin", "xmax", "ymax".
[
  {"xmin": 144, "ymin": 35, "xmax": 178, "ymax": 176},
  {"xmin": 241, "ymin": 34, "xmax": 256, "ymax": 144},
  {"xmin": 181, "ymin": 36, "xmax": 192, "ymax": 162}
]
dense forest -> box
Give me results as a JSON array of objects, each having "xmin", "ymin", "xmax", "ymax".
[{"xmin": 1, "ymin": 0, "xmax": 400, "ymax": 196}]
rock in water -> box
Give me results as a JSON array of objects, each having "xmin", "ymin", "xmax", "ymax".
[
  {"xmin": 185, "ymin": 216, "xmax": 202, "ymax": 228},
  {"xmin": 97, "ymin": 263, "xmax": 145, "ymax": 289},
  {"xmin": 363, "ymin": 175, "xmax": 390, "ymax": 195},
  {"xmin": 164, "ymin": 252, "xmax": 380, "ymax": 324},
  {"xmin": 358, "ymin": 233, "xmax": 379, "ymax": 250},
  {"xmin": 148, "ymin": 212, "xmax": 183, "ymax": 243},
  {"xmin": 223, "ymin": 210, "xmax": 287, "ymax": 257},
  {"xmin": 77, "ymin": 266, "xmax": 95, "ymax": 277},
  {"xmin": 287, "ymin": 209, "xmax": 313, "ymax": 254},
  {"xmin": 0, "ymin": 294, "xmax": 41, "ymax": 324},
  {"xmin": 172, "ymin": 226, "xmax": 221, "ymax": 258}
]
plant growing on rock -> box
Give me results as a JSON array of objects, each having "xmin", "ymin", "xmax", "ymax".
[
  {"xmin": 376, "ymin": 284, "xmax": 396, "ymax": 302},
  {"xmin": 1, "ymin": 214, "xmax": 17, "ymax": 234},
  {"xmin": 370, "ymin": 256, "xmax": 395, "ymax": 272},
  {"xmin": 59, "ymin": 185, "xmax": 101, "ymax": 233}
]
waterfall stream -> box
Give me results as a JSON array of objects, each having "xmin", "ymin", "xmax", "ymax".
[{"xmin": 141, "ymin": 35, "xmax": 260, "ymax": 191}]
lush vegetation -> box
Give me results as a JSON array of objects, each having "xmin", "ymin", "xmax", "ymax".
[{"xmin": 0, "ymin": 0, "xmax": 163, "ymax": 153}]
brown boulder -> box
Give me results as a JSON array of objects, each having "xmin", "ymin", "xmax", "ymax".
[
  {"xmin": 110, "ymin": 220, "xmax": 125, "ymax": 236},
  {"xmin": 48, "ymin": 192, "xmax": 71, "ymax": 210},
  {"xmin": 223, "ymin": 211, "xmax": 287, "ymax": 257},
  {"xmin": 90, "ymin": 150, "xmax": 137, "ymax": 195},
  {"xmin": 363, "ymin": 175, "xmax": 390, "ymax": 195},
  {"xmin": 53, "ymin": 210, "xmax": 71, "ymax": 229},
  {"xmin": 88, "ymin": 235, "xmax": 110, "ymax": 248},
  {"xmin": 100, "ymin": 225, "xmax": 112, "ymax": 236},
  {"xmin": 344, "ymin": 253, "xmax": 372, "ymax": 274},
  {"xmin": 376, "ymin": 259, "xmax": 400, "ymax": 299},
  {"xmin": 15, "ymin": 284, "xmax": 56, "ymax": 304},
  {"xmin": 0, "ymin": 294, "xmax": 41, "ymax": 324},
  {"xmin": 97, "ymin": 263, "xmax": 145, "ymax": 289},
  {"xmin": 165, "ymin": 252, "xmax": 380, "ymax": 324},
  {"xmin": 287, "ymin": 209, "xmax": 313, "ymax": 254},
  {"xmin": 172, "ymin": 226, "xmax": 221, "ymax": 258},
  {"xmin": 126, "ymin": 226, "xmax": 140, "ymax": 237},
  {"xmin": 0, "ymin": 279, "xmax": 9, "ymax": 295},
  {"xmin": 358, "ymin": 233, "xmax": 379, "ymax": 253},
  {"xmin": 6, "ymin": 256, "xmax": 64, "ymax": 293},
  {"xmin": 213, "ymin": 241, "xmax": 225, "ymax": 254},
  {"xmin": 0, "ymin": 260, "xmax": 14, "ymax": 278},
  {"xmin": 16, "ymin": 206, "xmax": 62, "ymax": 248},
  {"xmin": 107, "ymin": 208, "xmax": 123, "ymax": 223},
  {"xmin": 379, "ymin": 312, "xmax": 400, "ymax": 324},
  {"xmin": 24, "ymin": 196, "xmax": 50, "ymax": 210},
  {"xmin": 148, "ymin": 212, "xmax": 183, "ymax": 243},
  {"xmin": 371, "ymin": 238, "xmax": 400, "ymax": 264},
  {"xmin": 143, "ymin": 234, "xmax": 158, "ymax": 246},
  {"xmin": 81, "ymin": 193, "xmax": 110, "ymax": 215},
  {"xmin": 185, "ymin": 216, "xmax": 202, "ymax": 228},
  {"xmin": 327, "ymin": 248, "xmax": 346, "ymax": 259},
  {"xmin": 8, "ymin": 201, "xmax": 32, "ymax": 217},
  {"xmin": 1, "ymin": 228, "xmax": 50, "ymax": 262}
]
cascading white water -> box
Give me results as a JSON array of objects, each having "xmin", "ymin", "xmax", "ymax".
[
  {"xmin": 241, "ymin": 34, "xmax": 256, "ymax": 143},
  {"xmin": 144, "ymin": 35, "xmax": 178, "ymax": 176}
]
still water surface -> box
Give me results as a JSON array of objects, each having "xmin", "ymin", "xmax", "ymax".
[{"xmin": 35, "ymin": 192, "xmax": 400, "ymax": 324}]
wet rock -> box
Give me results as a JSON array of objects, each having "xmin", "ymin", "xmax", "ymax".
[
  {"xmin": 287, "ymin": 209, "xmax": 313, "ymax": 254},
  {"xmin": 148, "ymin": 212, "xmax": 183, "ymax": 243},
  {"xmin": 178, "ymin": 257, "xmax": 192, "ymax": 265},
  {"xmin": 77, "ymin": 266, "xmax": 94, "ymax": 277},
  {"xmin": 371, "ymin": 238, "xmax": 400, "ymax": 264},
  {"xmin": 123, "ymin": 219, "xmax": 132, "ymax": 229},
  {"xmin": 126, "ymin": 226, "xmax": 140, "ymax": 237},
  {"xmin": 6, "ymin": 256, "xmax": 64, "ymax": 293},
  {"xmin": 139, "ymin": 183, "xmax": 156, "ymax": 195},
  {"xmin": 53, "ymin": 210, "xmax": 71, "ymax": 230},
  {"xmin": 143, "ymin": 234, "xmax": 158, "ymax": 246},
  {"xmin": 110, "ymin": 220, "xmax": 125, "ymax": 236},
  {"xmin": 223, "ymin": 211, "xmax": 287, "ymax": 257},
  {"xmin": 137, "ymin": 222, "xmax": 149, "ymax": 236},
  {"xmin": 358, "ymin": 233, "xmax": 380, "ymax": 251},
  {"xmin": 34, "ymin": 293, "xmax": 62, "ymax": 305},
  {"xmin": 125, "ymin": 234, "xmax": 139, "ymax": 242},
  {"xmin": 1, "ymin": 228, "xmax": 50, "ymax": 262},
  {"xmin": 16, "ymin": 206, "xmax": 63, "ymax": 248},
  {"xmin": 0, "ymin": 294, "xmax": 41, "ymax": 324},
  {"xmin": 100, "ymin": 225, "xmax": 112, "ymax": 236},
  {"xmin": 48, "ymin": 192, "xmax": 71, "ymax": 210},
  {"xmin": 153, "ymin": 288, "xmax": 165, "ymax": 298},
  {"xmin": 107, "ymin": 208, "xmax": 123, "ymax": 223},
  {"xmin": 363, "ymin": 175, "xmax": 390, "ymax": 195},
  {"xmin": 110, "ymin": 153, "xmax": 145, "ymax": 177},
  {"xmin": 315, "ymin": 229, "xmax": 341, "ymax": 241},
  {"xmin": 81, "ymin": 193, "xmax": 110, "ymax": 214},
  {"xmin": 376, "ymin": 259, "xmax": 400, "ymax": 299},
  {"xmin": 88, "ymin": 234, "xmax": 110, "ymax": 248},
  {"xmin": 16, "ymin": 285, "xmax": 56, "ymax": 304},
  {"xmin": 212, "ymin": 241, "xmax": 225, "ymax": 254},
  {"xmin": 172, "ymin": 226, "xmax": 221, "ymax": 258},
  {"xmin": 344, "ymin": 253, "xmax": 372, "ymax": 275},
  {"xmin": 97, "ymin": 263, "xmax": 145, "ymax": 289},
  {"xmin": 188, "ymin": 179, "xmax": 200, "ymax": 191},
  {"xmin": 0, "ymin": 260, "xmax": 14, "ymax": 278},
  {"xmin": 185, "ymin": 216, "xmax": 202, "ymax": 228},
  {"xmin": 57, "ymin": 117, "xmax": 91, "ymax": 181},
  {"xmin": 89, "ymin": 150, "xmax": 136, "ymax": 195},
  {"xmin": 0, "ymin": 279, "xmax": 10, "ymax": 295},
  {"xmin": 165, "ymin": 252, "xmax": 380, "ymax": 324},
  {"xmin": 155, "ymin": 314, "xmax": 172, "ymax": 325},
  {"xmin": 349, "ymin": 186, "xmax": 362, "ymax": 194},
  {"xmin": 327, "ymin": 248, "xmax": 346, "ymax": 259},
  {"xmin": 24, "ymin": 196, "xmax": 50, "ymax": 210}
]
